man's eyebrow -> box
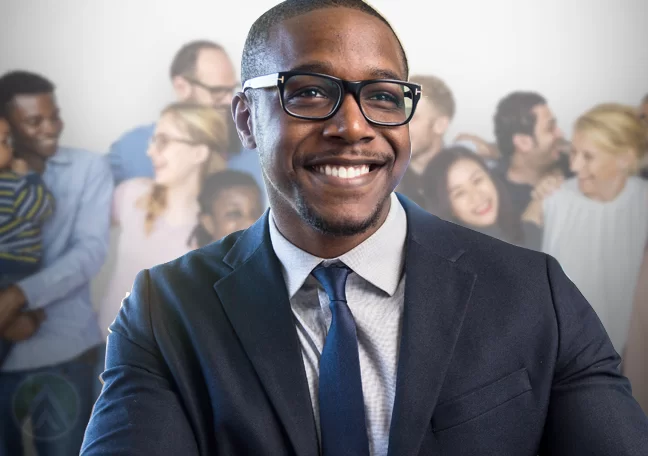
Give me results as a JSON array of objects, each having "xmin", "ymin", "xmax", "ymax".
[{"xmin": 288, "ymin": 62, "xmax": 403, "ymax": 81}]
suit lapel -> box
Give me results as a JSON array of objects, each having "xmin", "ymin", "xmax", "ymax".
[
  {"xmin": 213, "ymin": 213, "xmax": 319, "ymax": 456},
  {"xmin": 387, "ymin": 196, "xmax": 477, "ymax": 456}
]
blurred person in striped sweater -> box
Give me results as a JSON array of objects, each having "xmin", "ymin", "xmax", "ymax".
[{"xmin": 0, "ymin": 115, "xmax": 53, "ymax": 365}]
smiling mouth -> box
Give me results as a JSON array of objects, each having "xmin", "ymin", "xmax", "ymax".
[
  {"xmin": 311, "ymin": 164, "xmax": 381, "ymax": 179},
  {"xmin": 473, "ymin": 201, "xmax": 493, "ymax": 216}
]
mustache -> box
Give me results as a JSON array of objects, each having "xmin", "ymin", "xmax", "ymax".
[{"xmin": 300, "ymin": 148, "xmax": 393, "ymax": 167}]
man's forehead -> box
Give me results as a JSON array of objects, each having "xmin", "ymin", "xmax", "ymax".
[
  {"xmin": 196, "ymin": 49, "xmax": 236, "ymax": 80},
  {"xmin": 11, "ymin": 93, "xmax": 57, "ymax": 114},
  {"xmin": 265, "ymin": 8, "xmax": 406, "ymax": 80}
]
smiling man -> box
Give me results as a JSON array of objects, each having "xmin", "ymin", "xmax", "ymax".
[
  {"xmin": 0, "ymin": 70, "xmax": 112, "ymax": 456},
  {"xmin": 82, "ymin": 1, "xmax": 648, "ymax": 455}
]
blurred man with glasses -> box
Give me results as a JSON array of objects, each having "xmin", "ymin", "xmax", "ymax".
[
  {"xmin": 83, "ymin": 1, "xmax": 648, "ymax": 455},
  {"xmin": 107, "ymin": 40, "xmax": 264, "ymax": 196}
]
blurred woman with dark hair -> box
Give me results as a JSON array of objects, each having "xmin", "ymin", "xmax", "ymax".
[{"xmin": 421, "ymin": 145, "xmax": 538, "ymax": 247}]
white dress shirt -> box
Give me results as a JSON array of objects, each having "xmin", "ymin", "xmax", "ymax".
[{"xmin": 268, "ymin": 192, "xmax": 408, "ymax": 456}]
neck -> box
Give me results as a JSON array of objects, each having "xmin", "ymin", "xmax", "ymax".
[
  {"xmin": 161, "ymin": 172, "xmax": 202, "ymax": 225},
  {"xmin": 409, "ymin": 139, "xmax": 443, "ymax": 175},
  {"xmin": 271, "ymin": 196, "xmax": 392, "ymax": 259},
  {"xmin": 15, "ymin": 147, "xmax": 46, "ymax": 174},
  {"xmin": 586, "ymin": 175, "xmax": 629, "ymax": 202},
  {"xmin": 507, "ymin": 152, "xmax": 552, "ymax": 186}
]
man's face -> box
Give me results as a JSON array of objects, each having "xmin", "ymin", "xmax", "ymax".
[
  {"xmin": 408, "ymin": 98, "xmax": 439, "ymax": 157},
  {"xmin": 7, "ymin": 92, "xmax": 63, "ymax": 158},
  {"xmin": 245, "ymin": 8, "xmax": 411, "ymax": 237},
  {"xmin": 185, "ymin": 48, "xmax": 238, "ymax": 108},
  {"xmin": 529, "ymin": 103, "xmax": 563, "ymax": 169}
]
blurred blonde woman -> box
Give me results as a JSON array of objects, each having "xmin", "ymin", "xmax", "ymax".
[
  {"xmin": 525, "ymin": 103, "xmax": 648, "ymax": 358},
  {"xmin": 98, "ymin": 103, "xmax": 228, "ymax": 341}
]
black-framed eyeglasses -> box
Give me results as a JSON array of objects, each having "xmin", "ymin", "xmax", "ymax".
[
  {"xmin": 149, "ymin": 134, "xmax": 201, "ymax": 151},
  {"xmin": 183, "ymin": 76, "xmax": 239, "ymax": 98},
  {"xmin": 243, "ymin": 71, "xmax": 422, "ymax": 127}
]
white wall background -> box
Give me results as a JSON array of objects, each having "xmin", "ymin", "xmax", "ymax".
[{"xmin": 1, "ymin": 0, "xmax": 647, "ymax": 154}]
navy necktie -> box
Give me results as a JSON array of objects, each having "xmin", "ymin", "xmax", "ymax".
[{"xmin": 312, "ymin": 263, "xmax": 370, "ymax": 456}]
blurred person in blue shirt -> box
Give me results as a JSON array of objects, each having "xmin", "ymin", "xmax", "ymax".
[
  {"xmin": 0, "ymin": 71, "xmax": 112, "ymax": 456},
  {"xmin": 108, "ymin": 40, "xmax": 266, "ymax": 204}
]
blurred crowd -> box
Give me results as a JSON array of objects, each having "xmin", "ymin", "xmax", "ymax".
[{"xmin": 0, "ymin": 38, "xmax": 646, "ymax": 455}]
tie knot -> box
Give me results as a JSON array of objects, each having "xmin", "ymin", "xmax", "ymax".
[{"xmin": 312, "ymin": 262, "xmax": 352, "ymax": 303}]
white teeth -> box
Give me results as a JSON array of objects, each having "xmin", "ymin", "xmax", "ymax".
[{"xmin": 314, "ymin": 165, "xmax": 372, "ymax": 179}]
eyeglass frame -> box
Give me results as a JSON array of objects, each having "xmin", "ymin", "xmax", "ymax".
[
  {"xmin": 242, "ymin": 71, "xmax": 423, "ymax": 127},
  {"xmin": 183, "ymin": 75, "xmax": 239, "ymax": 98},
  {"xmin": 149, "ymin": 133, "xmax": 202, "ymax": 151}
]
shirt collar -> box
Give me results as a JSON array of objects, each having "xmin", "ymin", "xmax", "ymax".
[
  {"xmin": 46, "ymin": 147, "xmax": 74, "ymax": 166},
  {"xmin": 269, "ymin": 192, "xmax": 407, "ymax": 298}
]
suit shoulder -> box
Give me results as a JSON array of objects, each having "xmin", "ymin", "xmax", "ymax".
[
  {"xmin": 147, "ymin": 230, "xmax": 245, "ymax": 285},
  {"xmin": 443, "ymin": 220, "xmax": 548, "ymax": 276}
]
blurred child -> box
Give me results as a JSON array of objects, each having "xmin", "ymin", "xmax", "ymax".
[
  {"xmin": 0, "ymin": 116, "xmax": 53, "ymax": 364},
  {"xmin": 192, "ymin": 170, "xmax": 264, "ymax": 248}
]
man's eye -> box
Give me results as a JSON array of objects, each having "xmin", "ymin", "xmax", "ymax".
[{"xmin": 293, "ymin": 88, "xmax": 327, "ymax": 98}]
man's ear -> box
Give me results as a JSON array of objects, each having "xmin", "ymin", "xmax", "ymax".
[
  {"xmin": 232, "ymin": 92, "xmax": 257, "ymax": 150},
  {"xmin": 171, "ymin": 76, "xmax": 192, "ymax": 101},
  {"xmin": 512, "ymin": 133, "xmax": 534, "ymax": 154},
  {"xmin": 432, "ymin": 116, "xmax": 450, "ymax": 136}
]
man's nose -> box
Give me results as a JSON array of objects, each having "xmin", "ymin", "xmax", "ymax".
[
  {"xmin": 322, "ymin": 94, "xmax": 376, "ymax": 144},
  {"xmin": 42, "ymin": 119, "xmax": 59, "ymax": 136}
]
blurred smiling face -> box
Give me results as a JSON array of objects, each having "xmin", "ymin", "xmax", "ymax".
[
  {"xmin": 7, "ymin": 92, "xmax": 63, "ymax": 158},
  {"xmin": 146, "ymin": 112, "xmax": 208, "ymax": 187},
  {"xmin": 202, "ymin": 186, "xmax": 263, "ymax": 240},
  {"xmin": 248, "ymin": 8, "xmax": 411, "ymax": 237},
  {"xmin": 570, "ymin": 129, "xmax": 631, "ymax": 200},
  {"xmin": 447, "ymin": 158, "xmax": 499, "ymax": 228}
]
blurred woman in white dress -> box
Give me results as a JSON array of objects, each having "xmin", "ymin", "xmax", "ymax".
[{"xmin": 526, "ymin": 103, "xmax": 648, "ymax": 357}]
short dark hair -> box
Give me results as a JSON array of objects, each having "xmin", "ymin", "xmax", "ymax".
[
  {"xmin": 421, "ymin": 145, "xmax": 522, "ymax": 244},
  {"xmin": 0, "ymin": 70, "xmax": 55, "ymax": 117},
  {"xmin": 169, "ymin": 40, "xmax": 226, "ymax": 79},
  {"xmin": 493, "ymin": 91, "xmax": 547, "ymax": 159},
  {"xmin": 241, "ymin": 0, "xmax": 409, "ymax": 84},
  {"xmin": 197, "ymin": 170, "xmax": 261, "ymax": 214},
  {"xmin": 641, "ymin": 93, "xmax": 648, "ymax": 105},
  {"xmin": 191, "ymin": 170, "xmax": 263, "ymax": 247}
]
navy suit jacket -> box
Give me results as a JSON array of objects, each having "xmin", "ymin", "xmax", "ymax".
[{"xmin": 82, "ymin": 195, "xmax": 648, "ymax": 455}]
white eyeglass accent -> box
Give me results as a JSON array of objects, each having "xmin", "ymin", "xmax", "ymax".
[{"xmin": 242, "ymin": 73, "xmax": 281, "ymax": 90}]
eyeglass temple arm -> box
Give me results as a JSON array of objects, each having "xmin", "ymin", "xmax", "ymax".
[{"xmin": 242, "ymin": 73, "xmax": 281, "ymax": 90}]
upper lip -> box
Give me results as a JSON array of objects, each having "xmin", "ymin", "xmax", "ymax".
[{"xmin": 304, "ymin": 155, "xmax": 387, "ymax": 168}]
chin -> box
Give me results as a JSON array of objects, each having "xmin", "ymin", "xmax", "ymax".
[
  {"xmin": 298, "ymin": 199, "xmax": 385, "ymax": 237},
  {"xmin": 578, "ymin": 179, "xmax": 594, "ymax": 196},
  {"xmin": 38, "ymin": 145, "xmax": 59, "ymax": 157}
]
